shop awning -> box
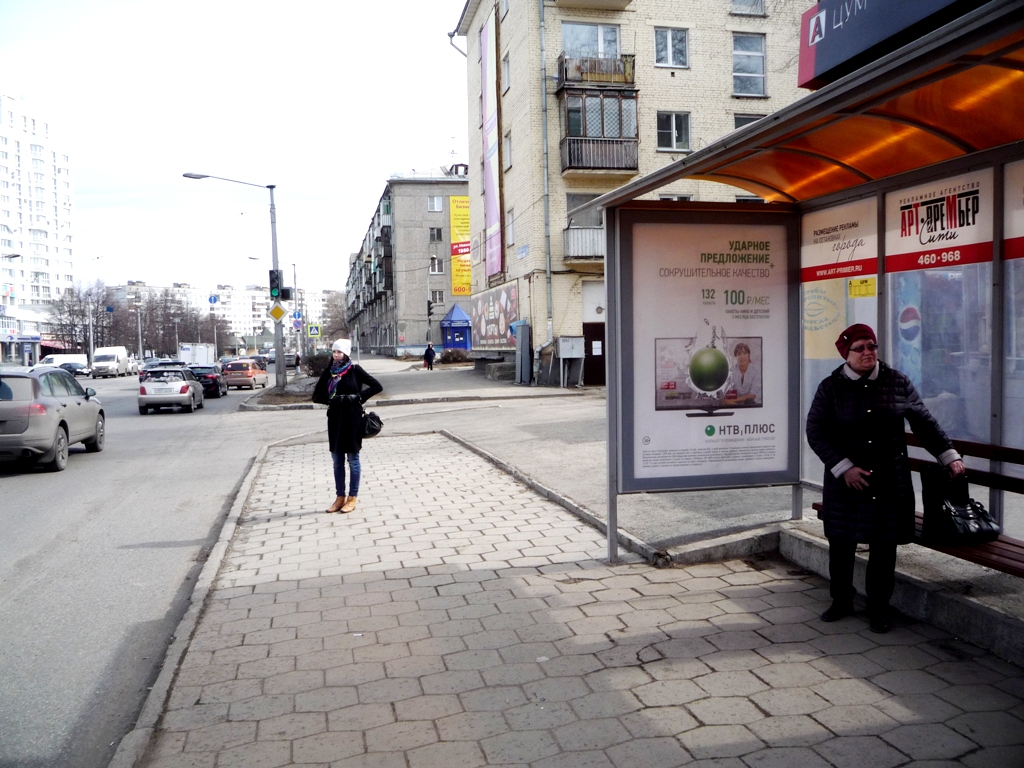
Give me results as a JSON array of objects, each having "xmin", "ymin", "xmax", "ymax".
[
  {"xmin": 441, "ymin": 304, "xmax": 472, "ymax": 327},
  {"xmin": 575, "ymin": 0, "xmax": 1024, "ymax": 212}
]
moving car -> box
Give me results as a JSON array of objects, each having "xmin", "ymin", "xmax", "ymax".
[
  {"xmin": 0, "ymin": 367, "xmax": 105, "ymax": 471},
  {"xmin": 59, "ymin": 362, "xmax": 92, "ymax": 377},
  {"xmin": 91, "ymin": 346, "xmax": 131, "ymax": 377},
  {"xmin": 189, "ymin": 364, "xmax": 229, "ymax": 398},
  {"xmin": 223, "ymin": 359, "xmax": 268, "ymax": 390},
  {"xmin": 38, "ymin": 354, "xmax": 88, "ymax": 368},
  {"xmin": 138, "ymin": 366, "xmax": 205, "ymax": 414},
  {"xmin": 250, "ymin": 354, "xmax": 269, "ymax": 370}
]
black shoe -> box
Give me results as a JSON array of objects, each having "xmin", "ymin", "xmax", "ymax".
[
  {"xmin": 869, "ymin": 612, "xmax": 892, "ymax": 634},
  {"xmin": 821, "ymin": 602, "xmax": 854, "ymax": 622}
]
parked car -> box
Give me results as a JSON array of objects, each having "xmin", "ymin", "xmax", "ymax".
[
  {"xmin": 223, "ymin": 359, "xmax": 269, "ymax": 390},
  {"xmin": 189, "ymin": 364, "xmax": 229, "ymax": 398},
  {"xmin": 59, "ymin": 362, "xmax": 92, "ymax": 377},
  {"xmin": 0, "ymin": 366, "xmax": 105, "ymax": 471},
  {"xmin": 138, "ymin": 366, "xmax": 205, "ymax": 414},
  {"xmin": 284, "ymin": 353, "xmax": 297, "ymax": 368}
]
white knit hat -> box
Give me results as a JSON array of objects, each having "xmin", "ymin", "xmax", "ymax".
[{"xmin": 332, "ymin": 338, "xmax": 352, "ymax": 356}]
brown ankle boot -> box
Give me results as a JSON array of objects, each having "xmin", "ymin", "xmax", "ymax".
[
  {"xmin": 340, "ymin": 496, "xmax": 357, "ymax": 513},
  {"xmin": 326, "ymin": 496, "xmax": 345, "ymax": 513}
]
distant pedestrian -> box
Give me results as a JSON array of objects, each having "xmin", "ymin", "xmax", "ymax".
[
  {"xmin": 423, "ymin": 343, "xmax": 436, "ymax": 371},
  {"xmin": 311, "ymin": 338, "xmax": 382, "ymax": 514}
]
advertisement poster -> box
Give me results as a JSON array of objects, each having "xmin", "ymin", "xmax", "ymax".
[
  {"xmin": 449, "ymin": 195, "xmax": 472, "ymax": 296},
  {"xmin": 885, "ymin": 168, "xmax": 993, "ymax": 273},
  {"xmin": 1004, "ymin": 159, "xmax": 1024, "ymax": 261},
  {"xmin": 632, "ymin": 223, "xmax": 790, "ymax": 482},
  {"xmin": 800, "ymin": 199, "xmax": 878, "ymax": 360},
  {"xmin": 480, "ymin": 13, "xmax": 503, "ymax": 278},
  {"xmin": 471, "ymin": 282, "xmax": 519, "ymax": 349}
]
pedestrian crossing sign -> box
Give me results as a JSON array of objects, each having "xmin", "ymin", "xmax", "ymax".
[{"xmin": 307, "ymin": 324, "xmax": 321, "ymax": 338}]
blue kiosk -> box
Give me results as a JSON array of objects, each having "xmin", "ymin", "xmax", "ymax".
[{"xmin": 440, "ymin": 305, "xmax": 471, "ymax": 350}]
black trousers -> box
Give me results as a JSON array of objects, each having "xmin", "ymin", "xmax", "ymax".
[{"xmin": 827, "ymin": 537, "xmax": 898, "ymax": 615}]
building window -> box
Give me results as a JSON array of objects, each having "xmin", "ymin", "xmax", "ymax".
[
  {"xmin": 506, "ymin": 209, "xmax": 515, "ymax": 245},
  {"xmin": 660, "ymin": 195, "xmax": 693, "ymax": 201},
  {"xmin": 429, "ymin": 256, "xmax": 444, "ymax": 274},
  {"xmin": 504, "ymin": 131, "xmax": 512, "ymax": 169},
  {"xmin": 654, "ymin": 28, "xmax": 688, "ymax": 68},
  {"xmin": 734, "ymin": 33, "xmax": 766, "ymax": 96},
  {"xmin": 502, "ymin": 53, "xmax": 511, "ymax": 93},
  {"xmin": 429, "ymin": 227, "xmax": 443, "ymax": 243},
  {"xmin": 565, "ymin": 93, "xmax": 637, "ymax": 139},
  {"xmin": 562, "ymin": 22, "xmax": 619, "ymax": 58},
  {"xmin": 736, "ymin": 195, "xmax": 764, "ymax": 203},
  {"xmin": 734, "ymin": 113, "xmax": 765, "ymax": 129},
  {"xmin": 657, "ymin": 112, "xmax": 690, "ymax": 151},
  {"xmin": 732, "ymin": 0, "xmax": 765, "ymax": 14},
  {"xmin": 427, "ymin": 196, "xmax": 442, "ymax": 212},
  {"xmin": 431, "ymin": 289, "xmax": 445, "ymax": 303},
  {"xmin": 566, "ymin": 193, "xmax": 602, "ymax": 228},
  {"xmin": 500, "ymin": 0, "xmax": 508, "ymax": 17}
]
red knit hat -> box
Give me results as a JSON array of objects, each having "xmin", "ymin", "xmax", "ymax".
[{"xmin": 835, "ymin": 323, "xmax": 876, "ymax": 358}]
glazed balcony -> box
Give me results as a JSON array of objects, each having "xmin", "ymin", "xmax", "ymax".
[
  {"xmin": 554, "ymin": 0, "xmax": 632, "ymax": 10},
  {"xmin": 557, "ymin": 53, "xmax": 634, "ymax": 90}
]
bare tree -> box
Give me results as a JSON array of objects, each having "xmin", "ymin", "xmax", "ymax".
[{"xmin": 322, "ymin": 291, "xmax": 349, "ymax": 339}]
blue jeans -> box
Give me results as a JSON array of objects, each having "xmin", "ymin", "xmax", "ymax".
[{"xmin": 332, "ymin": 452, "xmax": 361, "ymax": 497}]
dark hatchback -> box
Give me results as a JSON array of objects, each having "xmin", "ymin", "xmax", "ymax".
[{"xmin": 189, "ymin": 364, "xmax": 229, "ymax": 397}]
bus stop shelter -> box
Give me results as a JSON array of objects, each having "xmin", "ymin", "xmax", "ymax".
[{"xmin": 576, "ymin": 0, "xmax": 1024, "ymax": 561}]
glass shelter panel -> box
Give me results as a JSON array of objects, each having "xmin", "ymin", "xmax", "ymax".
[{"xmin": 800, "ymin": 199, "xmax": 879, "ymax": 485}]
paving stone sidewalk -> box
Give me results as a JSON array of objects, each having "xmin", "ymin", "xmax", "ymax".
[{"xmin": 138, "ymin": 434, "xmax": 1024, "ymax": 768}]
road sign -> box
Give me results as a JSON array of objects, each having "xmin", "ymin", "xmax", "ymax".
[
  {"xmin": 307, "ymin": 324, "xmax": 321, "ymax": 338},
  {"xmin": 292, "ymin": 320, "xmax": 302, "ymax": 331},
  {"xmin": 292, "ymin": 311, "xmax": 302, "ymax": 320},
  {"xmin": 267, "ymin": 301, "xmax": 287, "ymax": 323},
  {"xmin": 209, "ymin": 295, "xmax": 218, "ymax": 304}
]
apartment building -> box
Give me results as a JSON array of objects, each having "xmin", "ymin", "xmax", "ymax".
[
  {"xmin": 346, "ymin": 167, "xmax": 470, "ymax": 356},
  {"xmin": 454, "ymin": 0, "xmax": 806, "ymax": 381},
  {"xmin": 0, "ymin": 93, "xmax": 75, "ymax": 310}
]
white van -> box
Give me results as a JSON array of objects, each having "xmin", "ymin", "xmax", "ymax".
[
  {"xmin": 92, "ymin": 346, "xmax": 130, "ymax": 378},
  {"xmin": 37, "ymin": 354, "xmax": 88, "ymax": 368}
]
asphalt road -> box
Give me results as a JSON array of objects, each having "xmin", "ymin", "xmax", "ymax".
[{"xmin": 0, "ymin": 370, "xmax": 321, "ymax": 768}]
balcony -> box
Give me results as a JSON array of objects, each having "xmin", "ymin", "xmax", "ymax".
[
  {"xmin": 563, "ymin": 227, "xmax": 605, "ymax": 261},
  {"xmin": 557, "ymin": 53, "xmax": 634, "ymax": 90},
  {"xmin": 560, "ymin": 136, "xmax": 638, "ymax": 175},
  {"xmin": 554, "ymin": 0, "xmax": 632, "ymax": 9}
]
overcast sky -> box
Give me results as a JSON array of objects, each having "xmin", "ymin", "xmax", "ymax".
[{"xmin": 1, "ymin": 0, "xmax": 470, "ymax": 295}]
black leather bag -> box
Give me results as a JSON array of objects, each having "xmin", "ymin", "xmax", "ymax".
[
  {"xmin": 362, "ymin": 410, "xmax": 383, "ymax": 438},
  {"xmin": 921, "ymin": 464, "xmax": 1000, "ymax": 546}
]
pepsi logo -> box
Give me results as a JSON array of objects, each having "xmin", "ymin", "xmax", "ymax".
[{"xmin": 899, "ymin": 306, "xmax": 921, "ymax": 342}]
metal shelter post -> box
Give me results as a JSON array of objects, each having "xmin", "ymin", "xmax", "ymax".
[{"xmin": 605, "ymin": 208, "xmax": 621, "ymax": 564}]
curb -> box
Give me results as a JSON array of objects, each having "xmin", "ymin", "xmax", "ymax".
[
  {"xmin": 107, "ymin": 442, "xmax": 271, "ymax": 768},
  {"xmin": 240, "ymin": 390, "xmax": 589, "ymax": 412},
  {"xmin": 439, "ymin": 430, "xmax": 652, "ymax": 563}
]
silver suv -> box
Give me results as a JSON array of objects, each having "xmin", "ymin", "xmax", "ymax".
[{"xmin": 0, "ymin": 367, "xmax": 105, "ymax": 471}]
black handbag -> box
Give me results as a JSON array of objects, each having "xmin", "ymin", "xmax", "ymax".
[
  {"xmin": 362, "ymin": 409, "xmax": 383, "ymax": 438},
  {"xmin": 920, "ymin": 464, "xmax": 1000, "ymax": 546}
]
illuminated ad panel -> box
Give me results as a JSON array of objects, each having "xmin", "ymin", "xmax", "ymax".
[{"xmin": 620, "ymin": 211, "xmax": 800, "ymax": 492}]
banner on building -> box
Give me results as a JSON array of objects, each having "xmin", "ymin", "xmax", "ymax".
[
  {"xmin": 471, "ymin": 282, "xmax": 518, "ymax": 350},
  {"xmin": 616, "ymin": 209, "xmax": 800, "ymax": 493},
  {"xmin": 450, "ymin": 195, "xmax": 472, "ymax": 296},
  {"xmin": 481, "ymin": 12, "xmax": 503, "ymax": 278},
  {"xmin": 1004, "ymin": 159, "xmax": 1024, "ymax": 261}
]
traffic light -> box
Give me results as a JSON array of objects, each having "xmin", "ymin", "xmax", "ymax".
[
  {"xmin": 269, "ymin": 269, "xmax": 282, "ymax": 298},
  {"xmin": 280, "ymin": 287, "xmax": 293, "ymax": 301},
  {"xmin": 427, "ymin": 299, "xmax": 434, "ymax": 318}
]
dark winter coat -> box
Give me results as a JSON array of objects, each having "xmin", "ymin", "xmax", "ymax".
[
  {"xmin": 312, "ymin": 364, "xmax": 383, "ymax": 454},
  {"xmin": 806, "ymin": 361, "xmax": 956, "ymax": 544},
  {"xmin": 424, "ymin": 346, "xmax": 436, "ymax": 364}
]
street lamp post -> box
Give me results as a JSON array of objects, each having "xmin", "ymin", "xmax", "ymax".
[
  {"xmin": 184, "ymin": 172, "xmax": 287, "ymax": 388},
  {"xmin": 173, "ymin": 318, "xmax": 180, "ymax": 352}
]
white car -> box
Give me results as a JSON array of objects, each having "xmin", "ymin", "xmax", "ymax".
[{"xmin": 138, "ymin": 366, "xmax": 205, "ymax": 414}]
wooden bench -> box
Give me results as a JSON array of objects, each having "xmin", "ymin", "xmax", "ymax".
[{"xmin": 810, "ymin": 435, "xmax": 1024, "ymax": 578}]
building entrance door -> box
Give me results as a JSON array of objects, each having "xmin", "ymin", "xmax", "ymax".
[{"xmin": 582, "ymin": 322, "xmax": 605, "ymax": 386}]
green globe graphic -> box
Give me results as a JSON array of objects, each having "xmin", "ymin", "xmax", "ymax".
[
  {"xmin": 705, "ymin": 425, "xmax": 716, "ymax": 436},
  {"xmin": 689, "ymin": 347, "xmax": 730, "ymax": 393}
]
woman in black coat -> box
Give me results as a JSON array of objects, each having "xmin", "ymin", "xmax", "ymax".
[
  {"xmin": 311, "ymin": 338, "xmax": 383, "ymax": 514},
  {"xmin": 806, "ymin": 323, "xmax": 964, "ymax": 633}
]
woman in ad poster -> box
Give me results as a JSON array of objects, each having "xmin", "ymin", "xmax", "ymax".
[{"xmin": 806, "ymin": 323, "xmax": 964, "ymax": 633}]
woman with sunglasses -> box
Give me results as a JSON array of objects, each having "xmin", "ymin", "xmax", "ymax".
[{"xmin": 806, "ymin": 323, "xmax": 964, "ymax": 633}]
